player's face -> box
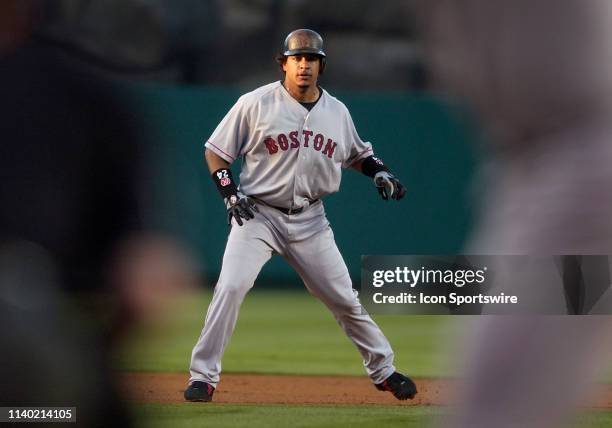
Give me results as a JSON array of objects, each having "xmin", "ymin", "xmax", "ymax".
[{"xmin": 282, "ymin": 54, "xmax": 321, "ymax": 89}]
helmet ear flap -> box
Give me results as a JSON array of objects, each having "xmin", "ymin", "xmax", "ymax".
[{"xmin": 320, "ymin": 57, "xmax": 326, "ymax": 75}]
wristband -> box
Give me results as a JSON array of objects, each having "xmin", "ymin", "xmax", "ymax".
[
  {"xmin": 211, "ymin": 168, "xmax": 238, "ymax": 199},
  {"xmin": 361, "ymin": 155, "xmax": 390, "ymax": 178}
]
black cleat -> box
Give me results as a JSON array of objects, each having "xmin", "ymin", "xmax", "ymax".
[
  {"xmin": 375, "ymin": 372, "xmax": 417, "ymax": 400},
  {"xmin": 184, "ymin": 381, "xmax": 215, "ymax": 402}
]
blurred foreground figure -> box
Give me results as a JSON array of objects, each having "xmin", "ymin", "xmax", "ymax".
[
  {"xmin": 0, "ymin": 2, "xmax": 194, "ymax": 426},
  {"xmin": 419, "ymin": 1, "xmax": 612, "ymax": 427}
]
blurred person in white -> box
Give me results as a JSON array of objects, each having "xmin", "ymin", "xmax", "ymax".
[{"xmin": 418, "ymin": 1, "xmax": 612, "ymax": 427}]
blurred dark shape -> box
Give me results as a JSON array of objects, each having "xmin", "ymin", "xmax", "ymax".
[
  {"xmin": 285, "ymin": 0, "xmax": 416, "ymax": 35},
  {"xmin": 0, "ymin": 241, "xmax": 129, "ymax": 427},
  {"xmin": 560, "ymin": 256, "xmax": 611, "ymax": 315},
  {"xmin": 0, "ymin": 1, "xmax": 195, "ymax": 426},
  {"xmin": 30, "ymin": 0, "xmax": 426, "ymax": 90},
  {"xmin": 0, "ymin": 39, "xmax": 143, "ymax": 295},
  {"xmin": 38, "ymin": 0, "xmax": 221, "ymax": 82}
]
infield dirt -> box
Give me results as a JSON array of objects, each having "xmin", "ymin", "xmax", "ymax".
[{"xmin": 119, "ymin": 372, "xmax": 612, "ymax": 408}]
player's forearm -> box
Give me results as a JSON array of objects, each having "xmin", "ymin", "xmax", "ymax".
[
  {"xmin": 351, "ymin": 158, "xmax": 364, "ymax": 173},
  {"xmin": 205, "ymin": 148, "xmax": 230, "ymax": 173},
  {"xmin": 205, "ymin": 147, "xmax": 238, "ymax": 202}
]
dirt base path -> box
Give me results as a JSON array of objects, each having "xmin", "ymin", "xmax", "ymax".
[{"xmin": 119, "ymin": 372, "xmax": 612, "ymax": 409}]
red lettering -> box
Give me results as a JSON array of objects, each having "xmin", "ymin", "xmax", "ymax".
[
  {"xmin": 323, "ymin": 139, "xmax": 337, "ymax": 158},
  {"xmin": 278, "ymin": 133, "xmax": 289, "ymax": 151},
  {"xmin": 264, "ymin": 137, "xmax": 278, "ymax": 154},
  {"xmin": 313, "ymin": 134, "xmax": 324, "ymax": 151},
  {"xmin": 302, "ymin": 130, "xmax": 313, "ymax": 147},
  {"xmin": 289, "ymin": 131, "xmax": 300, "ymax": 148}
]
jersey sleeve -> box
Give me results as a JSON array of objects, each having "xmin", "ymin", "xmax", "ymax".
[
  {"xmin": 341, "ymin": 109, "xmax": 374, "ymax": 168},
  {"xmin": 204, "ymin": 96, "xmax": 250, "ymax": 163}
]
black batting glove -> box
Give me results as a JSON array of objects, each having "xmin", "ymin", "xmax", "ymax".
[
  {"xmin": 225, "ymin": 192, "xmax": 259, "ymax": 226},
  {"xmin": 211, "ymin": 167, "xmax": 259, "ymax": 226},
  {"xmin": 374, "ymin": 171, "xmax": 406, "ymax": 201}
]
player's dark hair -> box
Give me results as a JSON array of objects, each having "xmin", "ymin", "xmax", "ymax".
[
  {"xmin": 275, "ymin": 53, "xmax": 325, "ymax": 75},
  {"xmin": 275, "ymin": 53, "xmax": 287, "ymax": 71}
]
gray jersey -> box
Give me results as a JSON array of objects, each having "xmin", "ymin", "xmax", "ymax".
[{"xmin": 205, "ymin": 81, "xmax": 374, "ymax": 208}]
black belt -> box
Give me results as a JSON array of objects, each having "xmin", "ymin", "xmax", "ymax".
[{"xmin": 269, "ymin": 199, "xmax": 319, "ymax": 215}]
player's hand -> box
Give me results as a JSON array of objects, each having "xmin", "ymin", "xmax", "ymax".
[
  {"xmin": 374, "ymin": 171, "xmax": 406, "ymax": 201},
  {"xmin": 225, "ymin": 192, "xmax": 259, "ymax": 226}
]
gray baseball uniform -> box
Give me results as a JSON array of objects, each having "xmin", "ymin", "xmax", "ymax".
[{"xmin": 188, "ymin": 81, "xmax": 396, "ymax": 387}]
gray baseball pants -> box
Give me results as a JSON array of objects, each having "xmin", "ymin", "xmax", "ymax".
[{"xmin": 188, "ymin": 201, "xmax": 396, "ymax": 387}]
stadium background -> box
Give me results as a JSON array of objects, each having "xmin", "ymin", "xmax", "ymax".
[
  {"xmin": 5, "ymin": 1, "xmax": 610, "ymax": 427},
  {"xmin": 36, "ymin": 0, "xmax": 478, "ymax": 282}
]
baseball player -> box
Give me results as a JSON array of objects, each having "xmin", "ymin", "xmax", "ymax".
[{"xmin": 184, "ymin": 29, "xmax": 416, "ymax": 402}]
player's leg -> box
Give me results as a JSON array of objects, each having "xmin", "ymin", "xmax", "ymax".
[
  {"xmin": 284, "ymin": 226, "xmax": 396, "ymax": 384},
  {"xmin": 188, "ymin": 217, "xmax": 280, "ymax": 388}
]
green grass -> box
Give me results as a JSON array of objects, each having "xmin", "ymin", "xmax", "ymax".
[
  {"xmin": 116, "ymin": 289, "xmax": 459, "ymax": 378},
  {"xmin": 578, "ymin": 411, "xmax": 612, "ymax": 428},
  {"xmin": 116, "ymin": 288, "xmax": 612, "ymax": 380},
  {"xmin": 129, "ymin": 403, "xmax": 441, "ymax": 428},
  {"xmin": 118, "ymin": 289, "xmax": 612, "ymax": 428},
  {"xmin": 129, "ymin": 404, "xmax": 612, "ymax": 428}
]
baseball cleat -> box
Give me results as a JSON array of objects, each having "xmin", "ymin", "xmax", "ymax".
[
  {"xmin": 184, "ymin": 381, "xmax": 215, "ymax": 402},
  {"xmin": 375, "ymin": 372, "xmax": 417, "ymax": 400}
]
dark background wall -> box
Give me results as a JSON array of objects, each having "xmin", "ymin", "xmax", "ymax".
[
  {"xmin": 122, "ymin": 83, "xmax": 479, "ymax": 286},
  {"xmin": 38, "ymin": 0, "xmax": 424, "ymax": 90}
]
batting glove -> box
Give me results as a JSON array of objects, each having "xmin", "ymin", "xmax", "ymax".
[
  {"xmin": 374, "ymin": 171, "xmax": 406, "ymax": 201},
  {"xmin": 225, "ymin": 192, "xmax": 259, "ymax": 226}
]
